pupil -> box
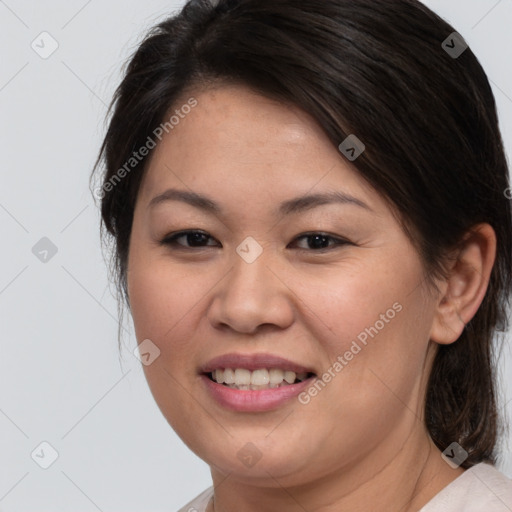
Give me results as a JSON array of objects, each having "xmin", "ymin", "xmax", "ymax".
[
  {"xmin": 310, "ymin": 235, "xmax": 328, "ymax": 249},
  {"xmin": 188, "ymin": 233, "xmax": 207, "ymax": 246}
]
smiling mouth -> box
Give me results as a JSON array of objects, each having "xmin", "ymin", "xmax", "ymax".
[{"xmin": 206, "ymin": 368, "xmax": 316, "ymax": 390}]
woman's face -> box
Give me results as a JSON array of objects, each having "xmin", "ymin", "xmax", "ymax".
[{"xmin": 127, "ymin": 84, "xmax": 441, "ymax": 486}]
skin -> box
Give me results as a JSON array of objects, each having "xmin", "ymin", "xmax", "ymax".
[{"xmin": 126, "ymin": 84, "xmax": 496, "ymax": 511}]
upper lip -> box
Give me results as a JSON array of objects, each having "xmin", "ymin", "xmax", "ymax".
[{"xmin": 200, "ymin": 353, "xmax": 316, "ymax": 375}]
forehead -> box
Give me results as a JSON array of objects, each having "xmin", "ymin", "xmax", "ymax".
[{"xmin": 138, "ymin": 84, "xmax": 380, "ymax": 213}]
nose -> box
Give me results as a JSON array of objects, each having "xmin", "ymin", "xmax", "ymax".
[{"xmin": 207, "ymin": 247, "xmax": 295, "ymax": 335}]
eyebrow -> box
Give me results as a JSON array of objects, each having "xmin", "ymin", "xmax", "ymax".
[{"xmin": 148, "ymin": 188, "xmax": 372, "ymax": 215}]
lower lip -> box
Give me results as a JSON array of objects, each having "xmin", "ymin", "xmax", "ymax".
[{"xmin": 201, "ymin": 374, "xmax": 315, "ymax": 412}]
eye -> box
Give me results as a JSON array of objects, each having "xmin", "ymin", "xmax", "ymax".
[
  {"xmin": 289, "ymin": 232, "xmax": 350, "ymax": 251},
  {"xmin": 159, "ymin": 230, "xmax": 351, "ymax": 251},
  {"xmin": 159, "ymin": 230, "xmax": 219, "ymax": 249}
]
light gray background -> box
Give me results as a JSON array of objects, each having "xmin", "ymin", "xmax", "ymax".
[{"xmin": 0, "ymin": 1, "xmax": 511, "ymax": 511}]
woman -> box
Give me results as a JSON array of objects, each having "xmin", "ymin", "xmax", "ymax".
[{"xmin": 91, "ymin": 0, "xmax": 512, "ymax": 510}]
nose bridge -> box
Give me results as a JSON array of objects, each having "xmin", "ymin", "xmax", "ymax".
[
  {"xmin": 232, "ymin": 243, "xmax": 273, "ymax": 294},
  {"xmin": 229, "ymin": 238, "xmax": 277, "ymax": 306},
  {"xmin": 208, "ymin": 238, "xmax": 294, "ymax": 333}
]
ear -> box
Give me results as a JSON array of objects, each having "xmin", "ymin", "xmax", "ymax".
[{"xmin": 430, "ymin": 223, "xmax": 497, "ymax": 345}]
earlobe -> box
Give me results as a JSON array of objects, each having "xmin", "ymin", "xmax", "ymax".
[{"xmin": 430, "ymin": 223, "xmax": 497, "ymax": 345}]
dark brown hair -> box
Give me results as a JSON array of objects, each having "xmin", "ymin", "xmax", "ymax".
[{"xmin": 91, "ymin": 0, "xmax": 512, "ymax": 468}]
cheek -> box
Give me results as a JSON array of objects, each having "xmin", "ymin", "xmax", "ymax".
[
  {"xmin": 127, "ymin": 268, "xmax": 173, "ymax": 343},
  {"xmin": 321, "ymin": 288, "xmax": 433, "ymax": 422},
  {"xmin": 297, "ymin": 260, "xmax": 414, "ymax": 359},
  {"xmin": 127, "ymin": 250, "xmax": 204, "ymax": 344},
  {"xmin": 303, "ymin": 252, "xmax": 434, "ymax": 404},
  {"xmin": 126, "ymin": 254, "xmax": 208, "ymax": 434}
]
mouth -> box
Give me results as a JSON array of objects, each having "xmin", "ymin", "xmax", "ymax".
[
  {"xmin": 199, "ymin": 353, "xmax": 318, "ymax": 411},
  {"xmin": 205, "ymin": 368, "xmax": 316, "ymax": 391}
]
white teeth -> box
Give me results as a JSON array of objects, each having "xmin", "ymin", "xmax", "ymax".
[
  {"xmin": 269, "ymin": 368, "xmax": 284, "ymax": 385},
  {"xmin": 210, "ymin": 368, "xmax": 312, "ymax": 389},
  {"xmin": 223, "ymin": 368, "xmax": 235, "ymax": 384},
  {"xmin": 234, "ymin": 368, "xmax": 251, "ymax": 386},
  {"xmin": 284, "ymin": 370, "xmax": 296, "ymax": 384},
  {"xmin": 251, "ymin": 369, "xmax": 270, "ymax": 386}
]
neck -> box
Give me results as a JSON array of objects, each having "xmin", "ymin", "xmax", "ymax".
[{"xmin": 207, "ymin": 427, "xmax": 464, "ymax": 512}]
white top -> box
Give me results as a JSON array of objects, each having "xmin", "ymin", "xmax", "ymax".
[{"xmin": 177, "ymin": 462, "xmax": 512, "ymax": 511}]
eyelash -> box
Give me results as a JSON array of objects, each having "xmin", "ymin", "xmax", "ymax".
[{"xmin": 159, "ymin": 230, "xmax": 351, "ymax": 252}]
